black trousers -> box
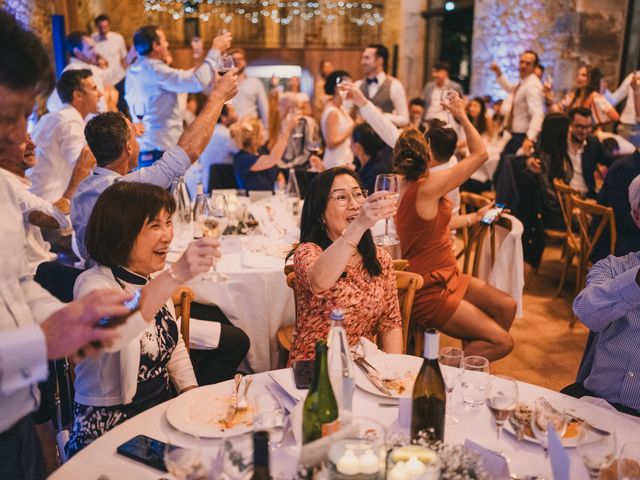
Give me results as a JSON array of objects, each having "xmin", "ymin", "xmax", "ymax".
[
  {"xmin": 0, "ymin": 416, "xmax": 47, "ymax": 480},
  {"xmin": 114, "ymin": 78, "xmax": 131, "ymax": 120},
  {"xmin": 188, "ymin": 302, "xmax": 251, "ymax": 385},
  {"xmin": 493, "ymin": 132, "xmax": 527, "ymax": 186}
]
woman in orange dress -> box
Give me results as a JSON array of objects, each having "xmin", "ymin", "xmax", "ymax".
[
  {"xmin": 288, "ymin": 167, "xmax": 403, "ymax": 363},
  {"xmin": 394, "ymin": 95, "xmax": 516, "ymax": 361}
]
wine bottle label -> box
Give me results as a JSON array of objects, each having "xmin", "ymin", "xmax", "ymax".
[{"xmin": 321, "ymin": 419, "xmax": 340, "ymax": 437}]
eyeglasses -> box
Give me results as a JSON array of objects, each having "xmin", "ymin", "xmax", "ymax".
[{"xmin": 328, "ymin": 188, "xmax": 367, "ymax": 206}]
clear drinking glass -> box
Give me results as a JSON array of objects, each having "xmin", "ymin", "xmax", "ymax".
[
  {"xmin": 618, "ymin": 442, "xmax": 640, "ymax": 480},
  {"xmin": 438, "ymin": 346, "xmax": 463, "ymax": 424},
  {"xmin": 374, "ymin": 174, "xmax": 400, "ymax": 246},
  {"xmin": 486, "ymin": 375, "xmax": 518, "ymax": 456},
  {"xmin": 440, "ymin": 89, "xmax": 458, "ymax": 126},
  {"xmin": 164, "ymin": 430, "xmax": 208, "ymax": 480},
  {"xmin": 460, "ymin": 355, "xmax": 490, "ymax": 408},
  {"xmin": 335, "ymin": 76, "xmax": 349, "ymax": 101},
  {"xmin": 209, "ymin": 193, "xmax": 230, "ymax": 281},
  {"xmin": 577, "ymin": 425, "xmax": 616, "ymax": 479},
  {"xmin": 222, "ymin": 433, "xmax": 254, "ymax": 480},
  {"xmin": 253, "ymin": 392, "xmax": 285, "ymax": 451}
]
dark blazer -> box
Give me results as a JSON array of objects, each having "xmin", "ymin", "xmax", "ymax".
[
  {"xmin": 592, "ymin": 149, "xmax": 640, "ymax": 263},
  {"xmin": 578, "ymin": 136, "xmax": 616, "ymax": 199}
]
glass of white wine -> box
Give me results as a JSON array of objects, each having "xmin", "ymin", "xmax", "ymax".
[
  {"xmin": 195, "ymin": 193, "xmax": 229, "ymax": 281},
  {"xmin": 374, "ymin": 174, "xmax": 400, "ymax": 246},
  {"xmin": 438, "ymin": 346, "xmax": 463, "ymax": 424},
  {"xmin": 486, "ymin": 375, "xmax": 518, "ymax": 457}
]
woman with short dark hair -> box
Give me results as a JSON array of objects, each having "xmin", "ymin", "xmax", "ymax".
[
  {"xmin": 287, "ymin": 167, "xmax": 403, "ymax": 362},
  {"xmin": 66, "ymin": 182, "xmax": 219, "ymax": 456}
]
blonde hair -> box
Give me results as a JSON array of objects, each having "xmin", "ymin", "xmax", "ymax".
[{"xmin": 229, "ymin": 117, "xmax": 262, "ymax": 151}]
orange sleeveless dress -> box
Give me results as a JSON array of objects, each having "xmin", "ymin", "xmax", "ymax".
[{"xmin": 395, "ymin": 179, "xmax": 471, "ymax": 328}]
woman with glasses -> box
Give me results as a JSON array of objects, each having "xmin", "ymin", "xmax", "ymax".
[{"xmin": 286, "ymin": 167, "xmax": 403, "ymax": 363}]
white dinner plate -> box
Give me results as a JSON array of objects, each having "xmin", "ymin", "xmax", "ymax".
[
  {"xmin": 503, "ymin": 418, "xmax": 580, "ymax": 448},
  {"xmin": 166, "ymin": 383, "xmax": 254, "ymax": 438},
  {"xmin": 354, "ymin": 353, "xmax": 423, "ymax": 399}
]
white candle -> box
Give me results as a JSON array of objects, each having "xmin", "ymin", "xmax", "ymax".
[
  {"xmin": 336, "ymin": 449, "xmax": 360, "ymax": 475},
  {"xmin": 359, "ymin": 449, "xmax": 380, "ymax": 474},
  {"xmin": 388, "ymin": 461, "xmax": 409, "ymax": 480},
  {"xmin": 404, "ymin": 455, "xmax": 427, "ymax": 476}
]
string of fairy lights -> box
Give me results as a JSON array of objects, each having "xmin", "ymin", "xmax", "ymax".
[{"xmin": 142, "ymin": 0, "xmax": 384, "ymax": 27}]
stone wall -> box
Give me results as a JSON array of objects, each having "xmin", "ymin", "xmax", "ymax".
[
  {"xmin": 0, "ymin": 0, "xmax": 53, "ymax": 49},
  {"xmin": 471, "ymin": 0, "xmax": 628, "ymax": 99}
]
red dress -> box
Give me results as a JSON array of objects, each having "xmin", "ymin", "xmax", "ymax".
[
  {"xmin": 288, "ymin": 242, "xmax": 402, "ymax": 363},
  {"xmin": 395, "ymin": 179, "xmax": 470, "ymax": 328}
]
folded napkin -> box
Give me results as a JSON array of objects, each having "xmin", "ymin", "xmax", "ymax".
[
  {"xmin": 187, "ymin": 318, "xmax": 221, "ymax": 350},
  {"xmin": 354, "ymin": 336, "xmax": 384, "ymax": 360}
]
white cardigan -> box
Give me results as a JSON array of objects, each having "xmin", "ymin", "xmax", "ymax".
[{"xmin": 73, "ymin": 265, "xmax": 197, "ymax": 406}]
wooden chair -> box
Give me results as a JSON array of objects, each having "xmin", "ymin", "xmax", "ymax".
[
  {"xmin": 569, "ymin": 196, "xmax": 616, "ymax": 324},
  {"xmin": 172, "ymin": 286, "xmax": 195, "ymax": 352},
  {"xmin": 457, "ymin": 191, "xmax": 492, "ymax": 262},
  {"xmin": 277, "ymin": 267, "xmax": 423, "ymax": 359},
  {"xmin": 459, "ymin": 212, "xmax": 514, "ymax": 278},
  {"xmin": 550, "ymin": 179, "xmax": 581, "ymax": 294}
]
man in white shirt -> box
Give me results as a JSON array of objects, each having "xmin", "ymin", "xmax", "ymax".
[
  {"xmin": 491, "ymin": 50, "xmax": 544, "ymax": 156},
  {"xmin": 228, "ymin": 48, "xmax": 269, "ymax": 129},
  {"xmin": 28, "ymin": 69, "xmax": 101, "ymax": 202},
  {"xmin": 92, "ymin": 14, "xmax": 130, "ymax": 115},
  {"xmin": 46, "ymin": 31, "xmax": 109, "ymax": 114},
  {"xmin": 0, "ymin": 12, "xmax": 136, "ymax": 479},
  {"xmin": 194, "ymin": 104, "xmax": 239, "ymax": 192},
  {"xmin": 125, "ymin": 26, "xmax": 230, "ymax": 167},
  {"xmin": 604, "ymin": 71, "xmax": 640, "ymax": 147},
  {"xmin": 422, "ymin": 60, "xmax": 465, "ymax": 122},
  {"xmin": 355, "ymin": 44, "xmax": 409, "ymax": 127},
  {"xmin": 73, "ymin": 69, "xmax": 238, "ymax": 263},
  {"xmin": 0, "ymin": 132, "xmax": 81, "ymax": 274}
]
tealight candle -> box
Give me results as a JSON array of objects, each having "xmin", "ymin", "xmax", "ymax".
[
  {"xmin": 336, "ymin": 449, "xmax": 361, "ymax": 475},
  {"xmin": 388, "ymin": 461, "xmax": 409, "ymax": 480},
  {"xmin": 404, "ymin": 456, "xmax": 427, "ymax": 476},
  {"xmin": 359, "ymin": 449, "xmax": 381, "ymax": 474}
]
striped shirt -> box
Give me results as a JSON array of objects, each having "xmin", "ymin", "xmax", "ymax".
[{"xmin": 573, "ymin": 252, "xmax": 640, "ymax": 410}]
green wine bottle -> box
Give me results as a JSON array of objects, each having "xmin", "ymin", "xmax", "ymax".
[
  {"xmin": 302, "ymin": 341, "xmax": 339, "ymax": 444},
  {"xmin": 411, "ymin": 329, "xmax": 446, "ymax": 442}
]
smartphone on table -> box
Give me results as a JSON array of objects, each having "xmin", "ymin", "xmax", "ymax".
[{"xmin": 116, "ymin": 434, "xmax": 168, "ymax": 472}]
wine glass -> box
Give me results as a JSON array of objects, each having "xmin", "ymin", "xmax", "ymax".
[
  {"xmin": 218, "ymin": 54, "xmax": 235, "ymax": 76},
  {"xmin": 164, "ymin": 430, "xmax": 208, "ymax": 480},
  {"xmin": 438, "ymin": 346, "xmax": 463, "ymax": 424},
  {"xmin": 253, "ymin": 392, "xmax": 285, "ymax": 451},
  {"xmin": 374, "ymin": 174, "xmax": 400, "ymax": 246},
  {"xmin": 460, "ymin": 355, "xmax": 490, "ymax": 408},
  {"xmin": 440, "ymin": 89, "xmax": 458, "ymax": 126},
  {"xmin": 486, "ymin": 376, "xmax": 518, "ymax": 456},
  {"xmin": 530, "ymin": 398, "xmax": 568, "ymax": 479},
  {"xmin": 335, "ymin": 75, "xmax": 348, "ymax": 101},
  {"xmin": 577, "ymin": 425, "xmax": 616, "ymax": 479},
  {"xmin": 618, "ymin": 442, "xmax": 640, "ymax": 479},
  {"xmin": 131, "ymin": 102, "xmax": 146, "ymax": 122},
  {"xmin": 208, "ymin": 193, "xmax": 230, "ymax": 281}
]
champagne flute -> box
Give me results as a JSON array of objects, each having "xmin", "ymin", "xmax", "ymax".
[
  {"xmin": 577, "ymin": 425, "xmax": 616, "ymax": 479},
  {"xmin": 164, "ymin": 430, "xmax": 208, "ymax": 480},
  {"xmin": 438, "ymin": 346, "xmax": 463, "ymax": 424},
  {"xmin": 618, "ymin": 442, "xmax": 640, "ymax": 479},
  {"xmin": 207, "ymin": 193, "xmax": 230, "ymax": 281},
  {"xmin": 335, "ymin": 76, "xmax": 348, "ymax": 101},
  {"xmin": 374, "ymin": 174, "xmax": 400, "ymax": 246},
  {"xmin": 486, "ymin": 376, "xmax": 518, "ymax": 456}
]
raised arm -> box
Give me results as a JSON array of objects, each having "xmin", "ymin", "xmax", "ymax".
[
  {"xmin": 176, "ymin": 69, "xmax": 238, "ymax": 163},
  {"xmin": 251, "ymin": 113, "xmax": 300, "ymax": 171},
  {"xmin": 421, "ymin": 95, "xmax": 488, "ymax": 200},
  {"xmin": 345, "ymin": 83, "xmax": 399, "ymax": 148},
  {"xmin": 303, "ymin": 191, "xmax": 396, "ymax": 293}
]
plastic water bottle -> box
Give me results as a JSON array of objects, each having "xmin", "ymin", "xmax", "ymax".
[{"xmin": 327, "ymin": 309, "xmax": 355, "ymax": 420}]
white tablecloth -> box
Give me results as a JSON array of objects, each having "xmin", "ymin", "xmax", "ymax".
[{"xmin": 51, "ymin": 368, "xmax": 640, "ymax": 480}]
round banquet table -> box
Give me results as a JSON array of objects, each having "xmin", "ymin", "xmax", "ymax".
[
  {"xmin": 51, "ymin": 368, "xmax": 640, "ymax": 480},
  {"xmin": 168, "ymin": 202, "xmax": 297, "ymax": 373}
]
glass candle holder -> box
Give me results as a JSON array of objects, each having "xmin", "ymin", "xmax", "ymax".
[{"xmin": 386, "ymin": 445, "xmax": 440, "ymax": 480}]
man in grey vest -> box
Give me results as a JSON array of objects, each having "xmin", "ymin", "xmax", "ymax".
[{"xmin": 355, "ymin": 44, "xmax": 409, "ymax": 127}]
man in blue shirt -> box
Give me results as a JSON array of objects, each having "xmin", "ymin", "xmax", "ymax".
[{"xmin": 572, "ymin": 174, "xmax": 640, "ymax": 416}]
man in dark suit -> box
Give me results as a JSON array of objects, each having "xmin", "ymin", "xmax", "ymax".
[
  {"xmin": 592, "ymin": 148, "xmax": 640, "ymax": 262},
  {"xmin": 567, "ymin": 107, "xmax": 616, "ymax": 199}
]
